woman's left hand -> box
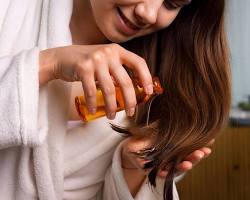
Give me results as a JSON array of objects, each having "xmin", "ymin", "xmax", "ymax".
[
  {"xmin": 157, "ymin": 139, "xmax": 215, "ymax": 178},
  {"xmin": 121, "ymin": 137, "xmax": 215, "ymax": 178}
]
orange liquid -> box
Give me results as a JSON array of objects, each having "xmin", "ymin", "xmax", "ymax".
[{"xmin": 75, "ymin": 77, "xmax": 163, "ymax": 122}]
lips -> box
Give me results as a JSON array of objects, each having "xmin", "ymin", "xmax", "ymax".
[
  {"xmin": 116, "ymin": 7, "xmax": 140, "ymax": 36},
  {"xmin": 117, "ymin": 7, "xmax": 140, "ymax": 30}
]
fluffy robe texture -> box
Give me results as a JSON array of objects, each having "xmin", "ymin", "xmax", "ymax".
[{"xmin": 0, "ymin": 0, "xmax": 179, "ymax": 199}]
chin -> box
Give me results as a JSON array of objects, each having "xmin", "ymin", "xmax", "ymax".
[
  {"xmin": 106, "ymin": 30, "xmax": 154, "ymax": 44},
  {"xmin": 103, "ymin": 30, "xmax": 133, "ymax": 43},
  {"xmin": 109, "ymin": 35, "xmax": 133, "ymax": 43}
]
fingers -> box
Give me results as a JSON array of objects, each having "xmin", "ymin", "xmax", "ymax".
[
  {"xmin": 118, "ymin": 45, "xmax": 153, "ymax": 95},
  {"xmin": 157, "ymin": 160, "xmax": 193, "ymax": 179},
  {"xmin": 81, "ymin": 73, "xmax": 97, "ymax": 114},
  {"xmin": 177, "ymin": 161, "xmax": 193, "ymax": 171},
  {"xmin": 75, "ymin": 43, "xmax": 154, "ymax": 119},
  {"xmin": 76, "ymin": 59, "xmax": 98, "ymax": 115},
  {"xmin": 158, "ymin": 150, "xmax": 207, "ymax": 178},
  {"xmin": 208, "ymin": 139, "xmax": 215, "ymax": 146},
  {"xmin": 95, "ymin": 67, "xmax": 117, "ymax": 120},
  {"xmin": 100, "ymin": 44, "xmax": 153, "ymax": 117},
  {"xmin": 157, "ymin": 170, "xmax": 168, "ymax": 178},
  {"xmin": 157, "ymin": 141, "xmax": 215, "ymax": 179},
  {"xmin": 200, "ymin": 147, "xmax": 212, "ymax": 158},
  {"xmin": 176, "ymin": 147, "xmax": 212, "ymax": 173},
  {"xmin": 110, "ymin": 61, "xmax": 137, "ymax": 116},
  {"xmin": 185, "ymin": 150, "xmax": 205, "ymax": 163},
  {"xmin": 77, "ymin": 58, "xmax": 117, "ymax": 119}
]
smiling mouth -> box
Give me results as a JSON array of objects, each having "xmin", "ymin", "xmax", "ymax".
[{"xmin": 117, "ymin": 7, "xmax": 140, "ymax": 31}]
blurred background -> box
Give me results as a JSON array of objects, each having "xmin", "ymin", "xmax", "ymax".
[{"xmin": 176, "ymin": 0, "xmax": 250, "ymax": 199}]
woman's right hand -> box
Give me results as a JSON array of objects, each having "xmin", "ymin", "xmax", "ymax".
[{"xmin": 39, "ymin": 44, "xmax": 153, "ymax": 119}]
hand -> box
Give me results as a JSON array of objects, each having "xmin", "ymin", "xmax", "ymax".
[
  {"xmin": 158, "ymin": 139, "xmax": 215, "ymax": 178},
  {"xmin": 121, "ymin": 137, "xmax": 215, "ymax": 177},
  {"xmin": 39, "ymin": 44, "xmax": 153, "ymax": 119}
]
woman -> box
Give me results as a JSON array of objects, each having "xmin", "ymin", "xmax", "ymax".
[{"xmin": 0, "ymin": 0, "xmax": 229, "ymax": 200}]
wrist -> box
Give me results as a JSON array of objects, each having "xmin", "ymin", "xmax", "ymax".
[{"xmin": 39, "ymin": 49, "xmax": 57, "ymax": 86}]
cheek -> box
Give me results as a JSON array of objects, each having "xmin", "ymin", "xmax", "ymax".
[
  {"xmin": 90, "ymin": 1, "xmax": 113, "ymax": 28},
  {"xmin": 155, "ymin": 8, "xmax": 180, "ymax": 29},
  {"xmin": 139, "ymin": 9, "xmax": 180, "ymax": 38}
]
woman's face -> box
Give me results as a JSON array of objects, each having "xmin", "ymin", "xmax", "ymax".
[{"xmin": 89, "ymin": 0, "xmax": 182, "ymax": 42}]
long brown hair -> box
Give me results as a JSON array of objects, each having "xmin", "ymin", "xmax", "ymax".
[{"xmin": 116, "ymin": 0, "xmax": 231, "ymax": 199}]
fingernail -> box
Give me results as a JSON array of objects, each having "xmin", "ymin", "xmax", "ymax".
[
  {"xmin": 205, "ymin": 149, "xmax": 212, "ymax": 157},
  {"xmin": 198, "ymin": 153, "xmax": 204, "ymax": 159},
  {"xmin": 127, "ymin": 108, "xmax": 135, "ymax": 116},
  {"xmin": 206, "ymin": 149, "xmax": 212, "ymax": 154},
  {"xmin": 89, "ymin": 108, "xmax": 96, "ymax": 115},
  {"xmin": 145, "ymin": 84, "xmax": 153, "ymax": 95},
  {"xmin": 108, "ymin": 112, "xmax": 116, "ymax": 120}
]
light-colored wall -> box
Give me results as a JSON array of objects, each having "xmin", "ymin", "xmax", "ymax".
[{"xmin": 227, "ymin": 0, "xmax": 250, "ymax": 106}]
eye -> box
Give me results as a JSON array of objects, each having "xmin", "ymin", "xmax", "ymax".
[{"xmin": 163, "ymin": 0, "xmax": 191, "ymax": 10}]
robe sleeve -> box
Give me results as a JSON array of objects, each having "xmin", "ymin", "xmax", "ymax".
[
  {"xmin": 101, "ymin": 141, "xmax": 180, "ymax": 200},
  {"xmin": 0, "ymin": 48, "xmax": 48, "ymax": 149}
]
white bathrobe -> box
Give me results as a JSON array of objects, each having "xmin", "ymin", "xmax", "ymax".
[{"xmin": 0, "ymin": 0, "xmax": 179, "ymax": 199}]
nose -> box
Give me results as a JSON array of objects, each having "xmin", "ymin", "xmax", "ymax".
[{"xmin": 134, "ymin": 1, "xmax": 161, "ymax": 26}]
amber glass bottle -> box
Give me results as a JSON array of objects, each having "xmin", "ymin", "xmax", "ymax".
[{"xmin": 75, "ymin": 77, "xmax": 164, "ymax": 122}]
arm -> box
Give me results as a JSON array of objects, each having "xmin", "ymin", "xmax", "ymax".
[
  {"xmin": 0, "ymin": 48, "xmax": 45, "ymax": 149},
  {"xmin": 1, "ymin": 43, "xmax": 154, "ymax": 149}
]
